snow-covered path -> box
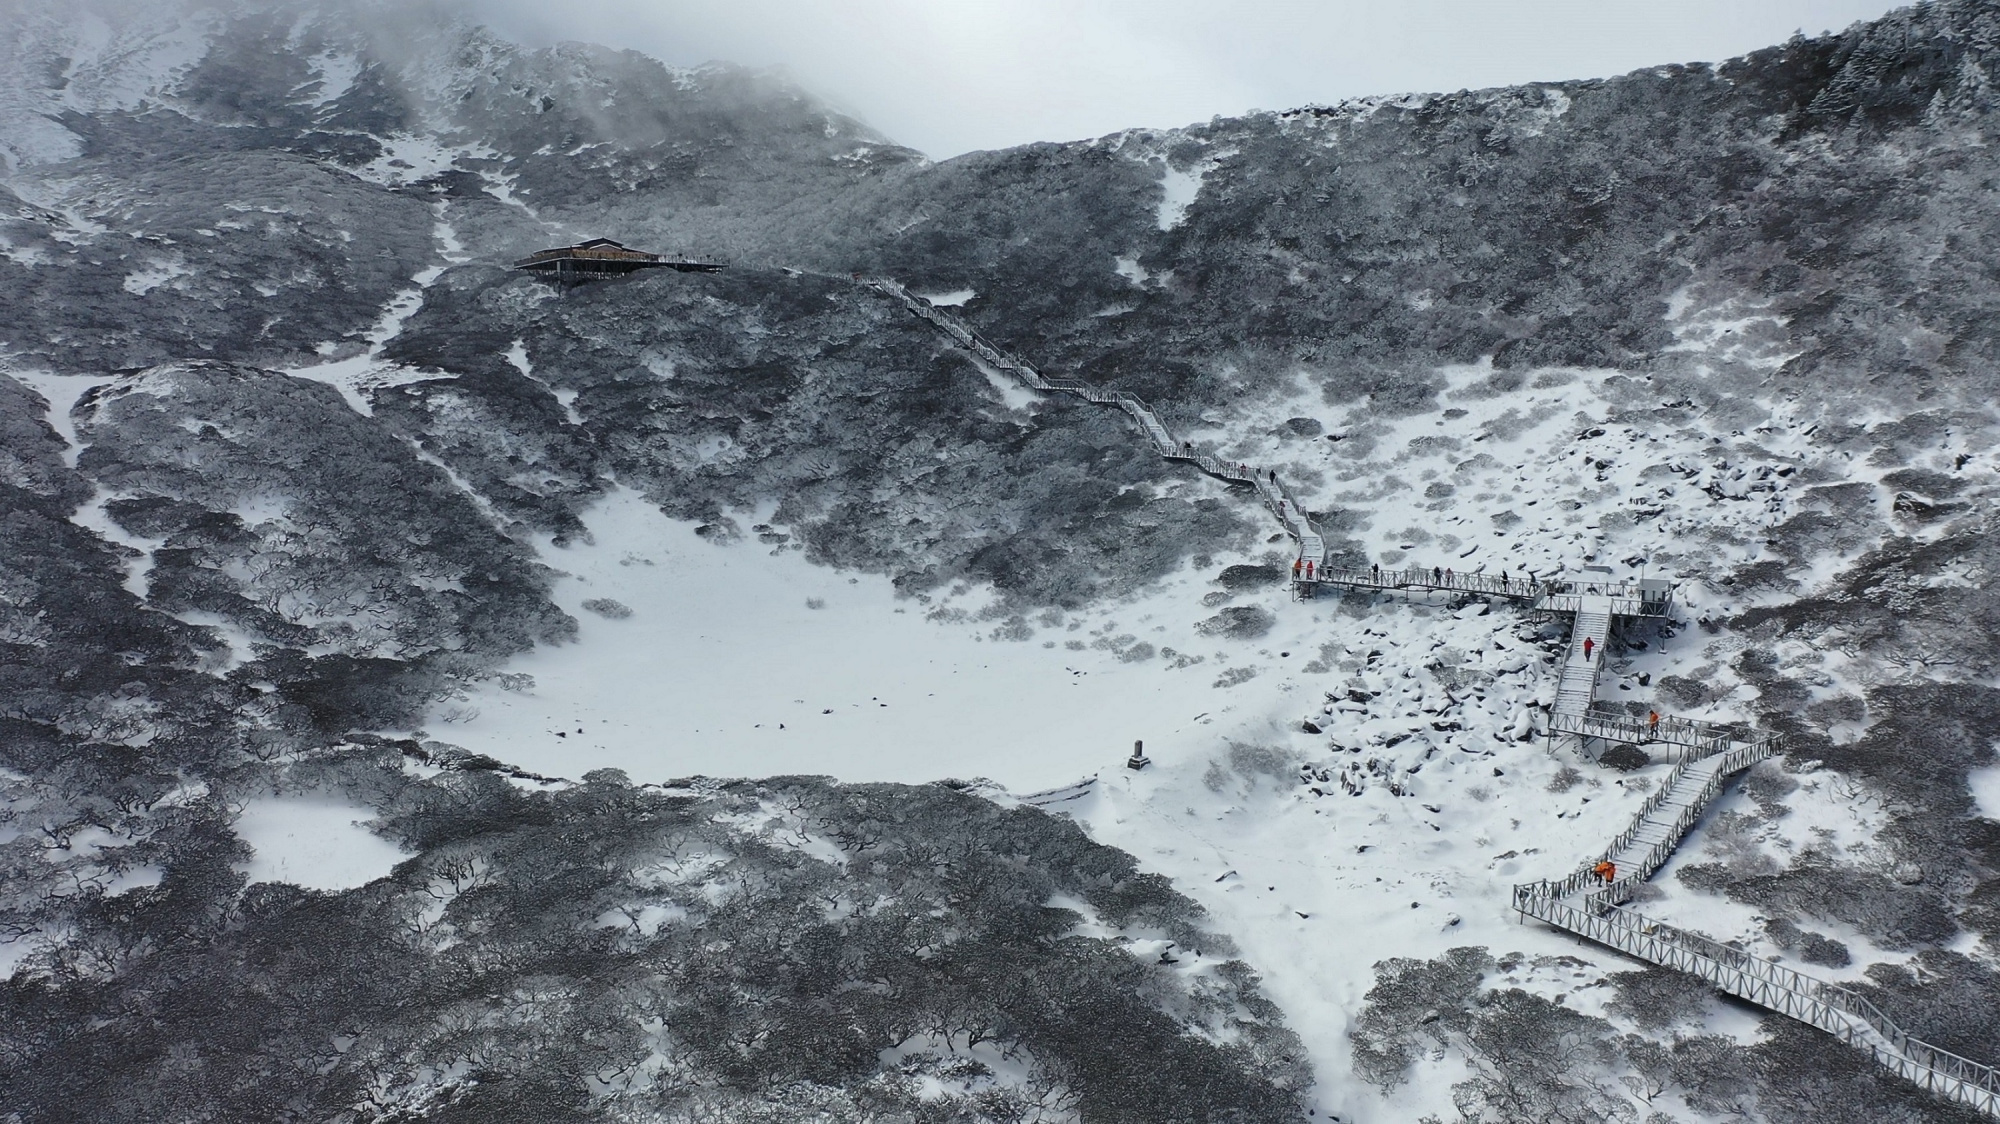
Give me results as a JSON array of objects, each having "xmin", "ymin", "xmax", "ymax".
[{"xmin": 883, "ymin": 285, "xmax": 2000, "ymax": 1118}]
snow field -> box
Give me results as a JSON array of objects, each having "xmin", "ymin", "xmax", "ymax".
[
  {"xmin": 0, "ymin": 3, "xmax": 213, "ymax": 169},
  {"xmin": 433, "ymin": 486, "xmax": 1379, "ymax": 791},
  {"xmin": 1072, "ymin": 680, "xmax": 1706, "ymax": 1121},
  {"xmin": 232, "ymin": 797, "xmax": 409, "ymax": 892},
  {"xmin": 24, "ymin": 212, "xmax": 1990, "ymax": 1109},
  {"xmin": 1190, "ymin": 356, "xmax": 1806, "ymax": 586},
  {"xmin": 423, "ymin": 473, "xmax": 1721, "ymax": 1122}
]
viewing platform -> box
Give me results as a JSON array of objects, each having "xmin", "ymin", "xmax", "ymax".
[
  {"xmin": 515, "ymin": 238, "xmax": 722, "ymax": 283},
  {"xmin": 1300, "ymin": 565, "xmax": 1674, "ymax": 618}
]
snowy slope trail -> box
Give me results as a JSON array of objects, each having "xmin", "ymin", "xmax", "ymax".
[
  {"xmin": 871, "ymin": 278, "xmax": 1328, "ymax": 567},
  {"xmin": 881, "ymin": 278, "xmax": 2000, "ymax": 1118}
]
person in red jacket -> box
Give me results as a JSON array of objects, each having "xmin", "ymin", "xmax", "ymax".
[{"xmin": 1583, "ymin": 637, "xmax": 1595, "ymax": 661}]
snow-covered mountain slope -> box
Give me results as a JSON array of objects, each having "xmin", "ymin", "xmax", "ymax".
[{"xmin": 5, "ymin": 1, "xmax": 2000, "ymax": 1121}]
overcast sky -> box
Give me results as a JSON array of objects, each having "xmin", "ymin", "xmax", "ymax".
[{"xmin": 477, "ymin": 1, "xmax": 1908, "ymax": 158}]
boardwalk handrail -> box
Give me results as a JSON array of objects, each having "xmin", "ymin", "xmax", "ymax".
[
  {"xmin": 1534, "ymin": 591, "xmax": 1667, "ymax": 618},
  {"xmin": 1515, "ymin": 893, "xmax": 2000, "ymax": 1113},
  {"xmin": 1307, "ymin": 566, "xmax": 1673, "ymax": 619},
  {"xmin": 1547, "ymin": 708, "xmax": 1744, "ymax": 756},
  {"xmin": 1309, "ymin": 565, "xmax": 1546, "ymax": 599},
  {"xmin": 1514, "ymin": 721, "xmax": 2000, "ymax": 1116},
  {"xmin": 1523, "ymin": 731, "xmax": 1778, "ymax": 900}
]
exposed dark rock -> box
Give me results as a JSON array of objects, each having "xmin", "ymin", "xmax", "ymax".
[
  {"xmin": 1217, "ymin": 563, "xmax": 1283, "ymax": 589},
  {"xmin": 1196, "ymin": 605, "xmax": 1277, "ymax": 640}
]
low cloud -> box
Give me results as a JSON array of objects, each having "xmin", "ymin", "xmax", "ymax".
[{"xmin": 465, "ymin": 0, "xmax": 1903, "ymax": 157}]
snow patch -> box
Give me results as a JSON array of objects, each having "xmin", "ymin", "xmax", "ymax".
[
  {"xmin": 913, "ymin": 288, "xmax": 974, "ymax": 307},
  {"xmin": 69, "ymin": 490, "xmax": 164, "ymax": 599},
  {"xmin": 301, "ymin": 50, "xmax": 361, "ymax": 108},
  {"xmin": 1156, "ymin": 164, "xmax": 1204, "ymax": 231},
  {"xmin": 352, "ymin": 134, "xmax": 468, "ymax": 188},
  {"xmin": 288, "ymin": 352, "xmax": 444, "ymax": 417},
  {"xmin": 8, "ymin": 370, "xmax": 106, "ymax": 468},
  {"xmin": 174, "ymin": 608, "xmax": 260, "ymax": 673},
  {"xmin": 1154, "ymin": 150, "xmax": 1233, "ymax": 231},
  {"xmin": 121, "ymin": 257, "xmax": 191, "ymax": 295},
  {"xmin": 1662, "ymin": 288, "xmax": 1795, "ymax": 370},
  {"xmin": 234, "ymin": 797, "xmax": 407, "ymax": 891},
  {"xmin": 506, "ymin": 338, "xmax": 582, "ymax": 425},
  {"xmin": 1972, "ymin": 763, "xmax": 2000, "ymax": 821},
  {"xmin": 970, "ymin": 355, "xmax": 1045, "ymax": 412},
  {"xmin": 432, "ymin": 485, "xmax": 1353, "ymax": 792},
  {"xmin": 0, "ymin": 935, "xmax": 37, "ymax": 980}
]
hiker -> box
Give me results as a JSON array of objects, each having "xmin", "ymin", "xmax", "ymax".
[
  {"xmin": 1593, "ymin": 860, "xmax": 1617, "ymax": 883},
  {"xmin": 1269, "ymin": 469, "xmax": 1277, "ymax": 484},
  {"xmin": 1433, "ymin": 565, "xmax": 1442, "ymax": 584},
  {"xmin": 1500, "ymin": 570, "xmax": 1510, "ymax": 590},
  {"xmin": 1648, "ymin": 710, "xmax": 1660, "ymax": 739},
  {"xmin": 1371, "ymin": 562, "xmax": 1381, "ymax": 583},
  {"xmin": 1445, "ymin": 567, "xmax": 1453, "ymax": 583},
  {"xmin": 1183, "ymin": 441, "xmax": 1193, "ymax": 454},
  {"xmin": 1306, "ymin": 560, "xmax": 1316, "ymax": 580},
  {"xmin": 1292, "ymin": 558, "xmax": 1303, "ymax": 580},
  {"xmin": 1582, "ymin": 637, "xmax": 1595, "ymax": 661}
]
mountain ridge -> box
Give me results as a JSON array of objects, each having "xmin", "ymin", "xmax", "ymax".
[{"xmin": 5, "ymin": 2, "xmax": 2000, "ymax": 1121}]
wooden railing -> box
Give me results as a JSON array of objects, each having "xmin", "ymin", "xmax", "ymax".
[
  {"xmin": 1516, "ymin": 892, "xmax": 2000, "ymax": 1116},
  {"xmin": 1308, "ymin": 565, "xmax": 1544, "ymax": 599},
  {"xmin": 1546, "ymin": 706, "xmax": 1747, "ymax": 757}
]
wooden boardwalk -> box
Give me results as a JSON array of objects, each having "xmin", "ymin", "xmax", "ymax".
[{"xmin": 870, "ymin": 276, "xmax": 2000, "ymax": 1117}]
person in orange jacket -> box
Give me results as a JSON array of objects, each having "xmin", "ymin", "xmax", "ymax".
[{"xmin": 1593, "ymin": 860, "xmax": 1617, "ymax": 883}]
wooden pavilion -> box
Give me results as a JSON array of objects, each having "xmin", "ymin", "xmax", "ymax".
[{"xmin": 513, "ymin": 238, "xmax": 721, "ymax": 283}]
